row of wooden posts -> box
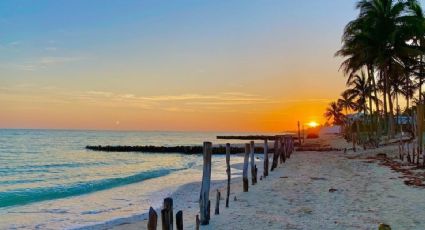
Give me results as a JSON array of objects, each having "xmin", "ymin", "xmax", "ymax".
[
  {"xmin": 398, "ymin": 106, "xmax": 425, "ymax": 165},
  {"xmin": 147, "ymin": 135, "xmax": 294, "ymax": 229}
]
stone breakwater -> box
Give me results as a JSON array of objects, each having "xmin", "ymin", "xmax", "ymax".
[{"xmin": 86, "ymin": 145, "xmax": 270, "ymax": 154}]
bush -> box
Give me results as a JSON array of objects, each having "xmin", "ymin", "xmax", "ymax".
[{"xmin": 307, "ymin": 133, "xmax": 319, "ymax": 139}]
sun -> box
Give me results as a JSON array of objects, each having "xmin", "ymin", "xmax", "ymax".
[{"xmin": 307, "ymin": 121, "xmax": 319, "ymax": 128}]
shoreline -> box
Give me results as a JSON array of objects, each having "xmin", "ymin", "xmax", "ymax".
[
  {"xmin": 108, "ymin": 134, "xmax": 425, "ymax": 229},
  {"xmin": 109, "ymin": 155, "xmax": 262, "ymax": 230},
  {"xmin": 87, "ymin": 159, "xmax": 247, "ymax": 230}
]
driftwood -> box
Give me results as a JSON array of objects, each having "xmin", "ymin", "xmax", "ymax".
[
  {"xmin": 263, "ymin": 139, "xmax": 269, "ymax": 177},
  {"xmin": 147, "ymin": 207, "xmax": 157, "ymax": 230},
  {"xmin": 176, "ymin": 210, "xmax": 183, "ymax": 230},
  {"xmin": 199, "ymin": 142, "xmax": 212, "ymax": 225},
  {"xmin": 215, "ymin": 189, "xmax": 221, "ymax": 215},
  {"xmin": 243, "ymin": 143, "xmax": 250, "ymax": 192},
  {"xmin": 250, "ymin": 141, "xmax": 257, "ymax": 185},
  {"xmin": 225, "ymin": 143, "xmax": 231, "ymax": 208},
  {"xmin": 161, "ymin": 198, "xmax": 173, "ymax": 230}
]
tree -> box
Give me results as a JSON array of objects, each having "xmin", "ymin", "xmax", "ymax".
[
  {"xmin": 324, "ymin": 102, "xmax": 345, "ymax": 125},
  {"xmin": 338, "ymin": 91, "xmax": 357, "ymax": 115},
  {"xmin": 337, "ymin": 0, "xmax": 424, "ymax": 137},
  {"xmin": 344, "ymin": 71, "xmax": 374, "ymax": 115}
]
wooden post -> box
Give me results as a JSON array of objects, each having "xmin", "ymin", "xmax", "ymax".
[
  {"xmin": 161, "ymin": 198, "xmax": 173, "ymax": 230},
  {"xmin": 176, "ymin": 211, "xmax": 183, "ymax": 230},
  {"xmin": 250, "ymin": 141, "xmax": 257, "ymax": 185},
  {"xmin": 176, "ymin": 210, "xmax": 183, "ymax": 230},
  {"xmin": 271, "ymin": 137, "xmax": 279, "ymax": 171},
  {"xmin": 195, "ymin": 215, "xmax": 200, "ymax": 230},
  {"xmin": 284, "ymin": 137, "xmax": 287, "ymax": 160},
  {"xmin": 302, "ymin": 125, "xmax": 305, "ymax": 143},
  {"xmin": 147, "ymin": 207, "xmax": 158, "ymax": 230},
  {"xmin": 215, "ymin": 189, "xmax": 221, "ymax": 215},
  {"xmin": 243, "ymin": 143, "xmax": 250, "ymax": 192},
  {"xmin": 225, "ymin": 143, "xmax": 231, "ymax": 208},
  {"xmin": 281, "ymin": 137, "xmax": 286, "ymax": 163},
  {"xmin": 298, "ymin": 121, "xmax": 301, "ymax": 146},
  {"xmin": 285, "ymin": 136, "xmax": 290, "ymax": 159},
  {"xmin": 417, "ymin": 105, "xmax": 425, "ymax": 166},
  {"xmin": 263, "ymin": 139, "xmax": 268, "ymax": 178},
  {"xmin": 199, "ymin": 142, "xmax": 212, "ymax": 225}
]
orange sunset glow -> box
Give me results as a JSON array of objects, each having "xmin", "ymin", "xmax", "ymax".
[{"xmin": 0, "ymin": 1, "xmax": 350, "ymax": 132}]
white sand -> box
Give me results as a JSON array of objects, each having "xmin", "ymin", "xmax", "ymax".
[{"xmin": 111, "ymin": 135, "xmax": 425, "ymax": 230}]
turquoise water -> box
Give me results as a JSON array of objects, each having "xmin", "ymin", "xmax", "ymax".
[{"xmin": 0, "ymin": 129, "xmax": 274, "ymax": 229}]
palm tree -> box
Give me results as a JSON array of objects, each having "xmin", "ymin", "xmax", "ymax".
[
  {"xmin": 324, "ymin": 102, "xmax": 345, "ymax": 126},
  {"xmin": 405, "ymin": 0, "xmax": 425, "ymax": 103},
  {"xmin": 337, "ymin": 0, "xmax": 424, "ymax": 137},
  {"xmin": 344, "ymin": 71, "xmax": 373, "ymax": 115},
  {"xmin": 338, "ymin": 91, "xmax": 357, "ymax": 115}
]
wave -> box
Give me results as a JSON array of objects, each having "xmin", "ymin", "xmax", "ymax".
[
  {"xmin": 0, "ymin": 168, "xmax": 181, "ymax": 208},
  {"xmin": 0, "ymin": 162, "xmax": 110, "ymax": 176}
]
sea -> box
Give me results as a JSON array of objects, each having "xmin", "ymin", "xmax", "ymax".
[{"xmin": 0, "ymin": 129, "xmax": 277, "ymax": 229}]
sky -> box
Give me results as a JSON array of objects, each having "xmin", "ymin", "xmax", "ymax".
[{"xmin": 1, "ymin": 0, "xmax": 420, "ymax": 132}]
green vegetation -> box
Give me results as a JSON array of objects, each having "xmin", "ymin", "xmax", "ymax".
[{"xmin": 328, "ymin": 0, "xmax": 425, "ymax": 146}]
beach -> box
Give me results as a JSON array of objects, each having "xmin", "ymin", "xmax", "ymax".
[{"xmin": 112, "ymin": 134, "xmax": 425, "ymax": 230}]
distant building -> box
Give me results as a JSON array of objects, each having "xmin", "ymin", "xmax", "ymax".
[
  {"xmin": 396, "ymin": 116, "xmax": 412, "ymax": 125},
  {"xmin": 320, "ymin": 125, "xmax": 342, "ymax": 134},
  {"xmin": 346, "ymin": 112, "xmax": 364, "ymax": 122}
]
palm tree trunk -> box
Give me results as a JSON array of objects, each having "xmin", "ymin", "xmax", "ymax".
[
  {"xmin": 369, "ymin": 65, "xmax": 380, "ymax": 141},
  {"xmin": 387, "ymin": 63, "xmax": 395, "ymax": 138},
  {"xmin": 388, "ymin": 87, "xmax": 395, "ymax": 137},
  {"xmin": 406, "ymin": 74, "xmax": 410, "ymax": 112},
  {"xmin": 420, "ymin": 39, "xmax": 424, "ymax": 104},
  {"xmin": 382, "ymin": 71, "xmax": 388, "ymax": 135},
  {"xmin": 396, "ymin": 93, "xmax": 400, "ymax": 134}
]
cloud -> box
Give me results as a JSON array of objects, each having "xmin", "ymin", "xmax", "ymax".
[
  {"xmin": 1, "ymin": 56, "xmax": 88, "ymax": 71},
  {"xmin": 282, "ymin": 98, "xmax": 333, "ymax": 103},
  {"xmin": 85, "ymin": 91, "xmax": 113, "ymax": 97},
  {"xmin": 76, "ymin": 91, "xmax": 277, "ymax": 109},
  {"xmin": 9, "ymin": 41, "xmax": 21, "ymax": 47},
  {"xmin": 38, "ymin": 56, "xmax": 86, "ymax": 65},
  {"xmin": 45, "ymin": 47, "xmax": 58, "ymax": 51},
  {"xmin": 2, "ymin": 85, "xmax": 277, "ymax": 112}
]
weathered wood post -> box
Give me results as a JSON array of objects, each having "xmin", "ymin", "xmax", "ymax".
[
  {"xmin": 225, "ymin": 143, "xmax": 231, "ymax": 208},
  {"xmin": 199, "ymin": 142, "xmax": 212, "ymax": 225},
  {"xmin": 161, "ymin": 198, "xmax": 173, "ymax": 230},
  {"xmin": 250, "ymin": 141, "xmax": 257, "ymax": 185},
  {"xmin": 417, "ymin": 105, "xmax": 425, "ymax": 166},
  {"xmin": 195, "ymin": 215, "xmax": 200, "ymax": 230},
  {"xmin": 271, "ymin": 137, "xmax": 279, "ymax": 171},
  {"xmin": 298, "ymin": 121, "xmax": 301, "ymax": 146},
  {"xmin": 302, "ymin": 125, "xmax": 305, "ymax": 144},
  {"xmin": 280, "ymin": 136, "xmax": 286, "ymax": 163},
  {"xmin": 176, "ymin": 211, "xmax": 183, "ymax": 230},
  {"xmin": 263, "ymin": 139, "xmax": 269, "ymax": 178},
  {"xmin": 215, "ymin": 189, "xmax": 221, "ymax": 215},
  {"xmin": 291, "ymin": 136, "xmax": 294, "ymax": 154},
  {"xmin": 148, "ymin": 207, "xmax": 158, "ymax": 230},
  {"xmin": 243, "ymin": 143, "xmax": 250, "ymax": 192},
  {"xmin": 284, "ymin": 136, "xmax": 289, "ymax": 159}
]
